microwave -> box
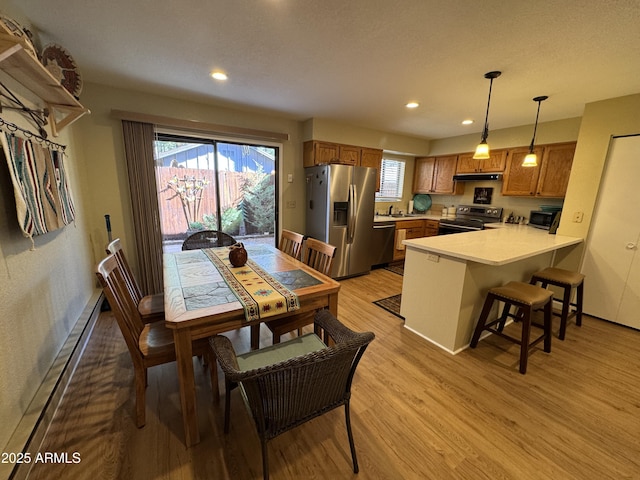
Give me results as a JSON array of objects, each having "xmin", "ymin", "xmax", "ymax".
[{"xmin": 529, "ymin": 210, "xmax": 561, "ymax": 230}]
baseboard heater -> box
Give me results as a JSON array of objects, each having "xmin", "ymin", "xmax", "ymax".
[{"xmin": 5, "ymin": 291, "xmax": 103, "ymax": 480}]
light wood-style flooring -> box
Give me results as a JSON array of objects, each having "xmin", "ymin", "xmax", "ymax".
[{"xmin": 27, "ymin": 268, "xmax": 640, "ymax": 479}]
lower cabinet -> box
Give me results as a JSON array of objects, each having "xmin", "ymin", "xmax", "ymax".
[{"xmin": 393, "ymin": 219, "xmax": 439, "ymax": 261}]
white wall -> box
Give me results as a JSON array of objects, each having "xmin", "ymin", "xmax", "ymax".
[{"xmin": 0, "ymin": 102, "xmax": 95, "ymax": 452}]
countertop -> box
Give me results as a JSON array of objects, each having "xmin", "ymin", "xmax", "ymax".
[
  {"xmin": 374, "ymin": 213, "xmax": 443, "ymax": 222},
  {"xmin": 402, "ymin": 225, "xmax": 583, "ymax": 266}
]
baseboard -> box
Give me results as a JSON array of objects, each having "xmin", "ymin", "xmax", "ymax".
[{"xmin": 3, "ymin": 290, "xmax": 103, "ymax": 480}]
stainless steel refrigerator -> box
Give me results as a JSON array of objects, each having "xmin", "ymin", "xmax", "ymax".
[{"xmin": 305, "ymin": 164, "xmax": 377, "ymax": 279}]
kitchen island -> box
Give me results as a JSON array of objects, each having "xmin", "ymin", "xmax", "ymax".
[{"xmin": 400, "ymin": 226, "xmax": 583, "ymax": 354}]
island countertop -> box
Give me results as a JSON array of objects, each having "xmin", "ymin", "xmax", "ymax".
[{"xmin": 403, "ymin": 226, "xmax": 583, "ymax": 266}]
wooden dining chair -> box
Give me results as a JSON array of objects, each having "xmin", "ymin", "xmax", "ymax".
[
  {"xmin": 106, "ymin": 238, "xmax": 164, "ymax": 323},
  {"xmin": 182, "ymin": 230, "xmax": 237, "ymax": 250},
  {"xmin": 278, "ymin": 229, "xmax": 305, "ymax": 260},
  {"xmin": 211, "ymin": 309, "xmax": 375, "ymax": 480},
  {"xmin": 257, "ymin": 238, "xmax": 336, "ymax": 349},
  {"xmin": 95, "ymin": 254, "xmax": 218, "ymax": 427}
]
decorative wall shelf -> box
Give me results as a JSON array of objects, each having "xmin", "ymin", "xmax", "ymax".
[{"xmin": 0, "ymin": 32, "xmax": 89, "ymax": 136}]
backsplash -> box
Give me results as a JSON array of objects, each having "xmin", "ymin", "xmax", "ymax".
[{"xmin": 376, "ymin": 180, "xmax": 564, "ymax": 222}]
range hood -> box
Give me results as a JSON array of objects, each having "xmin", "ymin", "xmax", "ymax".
[{"xmin": 452, "ymin": 173, "xmax": 503, "ymax": 182}]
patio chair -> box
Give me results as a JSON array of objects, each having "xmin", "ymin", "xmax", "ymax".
[
  {"xmin": 181, "ymin": 230, "xmax": 237, "ymax": 250},
  {"xmin": 210, "ymin": 309, "xmax": 374, "ymax": 480}
]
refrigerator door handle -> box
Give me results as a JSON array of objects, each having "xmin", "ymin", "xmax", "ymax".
[{"xmin": 348, "ymin": 184, "xmax": 357, "ymax": 243}]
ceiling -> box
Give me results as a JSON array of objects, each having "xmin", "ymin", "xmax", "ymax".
[{"xmin": 10, "ymin": 0, "xmax": 640, "ymax": 140}]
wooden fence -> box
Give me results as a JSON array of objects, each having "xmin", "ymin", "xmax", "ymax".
[{"xmin": 156, "ymin": 167, "xmax": 246, "ymax": 236}]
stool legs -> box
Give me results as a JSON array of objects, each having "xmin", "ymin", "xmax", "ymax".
[
  {"xmin": 470, "ymin": 292, "xmax": 552, "ymax": 374},
  {"xmin": 530, "ymin": 275, "xmax": 584, "ymax": 341}
]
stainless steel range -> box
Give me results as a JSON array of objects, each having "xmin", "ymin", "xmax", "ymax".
[{"xmin": 438, "ymin": 205, "xmax": 503, "ymax": 235}]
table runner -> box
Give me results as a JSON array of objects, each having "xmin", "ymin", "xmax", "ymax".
[{"xmin": 203, "ymin": 248, "xmax": 300, "ymax": 322}]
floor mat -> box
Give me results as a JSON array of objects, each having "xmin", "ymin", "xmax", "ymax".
[
  {"xmin": 384, "ymin": 263, "xmax": 404, "ymax": 276},
  {"xmin": 373, "ymin": 294, "xmax": 404, "ymax": 319}
]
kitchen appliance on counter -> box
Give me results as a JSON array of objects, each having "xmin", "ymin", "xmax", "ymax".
[
  {"xmin": 438, "ymin": 205, "xmax": 503, "ymax": 235},
  {"xmin": 305, "ymin": 164, "xmax": 377, "ymax": 278},
  {"xmin": 529, "ymin": 209, "xmax": 561, "ymax": 230}
]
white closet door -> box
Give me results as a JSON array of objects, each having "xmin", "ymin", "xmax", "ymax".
[
  {"xmin": 581, "ymin": 135, "xmax": 640, "ymax": 326},
  {"xmin": 616, "ymin": 233, "xmax": 640, "ymax": 329}
]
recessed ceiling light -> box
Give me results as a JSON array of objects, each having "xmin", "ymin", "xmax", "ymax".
[
  {"xmin": 406, "ymin": 102, "xmax": 419, "ymax": 109},
  {"xmin": 462, "ymin": 119, "xmax": 474, "ymax": 125},
  {"xmin": 211, "ymin": 71, "xmax": 228, "ymax": 81}
]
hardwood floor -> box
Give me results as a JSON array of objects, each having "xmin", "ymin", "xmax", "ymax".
[{"xmin": 26, "ymin": 268, "xmax": 640, "ymax": 479}]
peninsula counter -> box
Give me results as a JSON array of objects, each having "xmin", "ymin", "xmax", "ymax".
[{"xmin": 400, "ymin": 226, "xmax": 583, "ymax": 354}]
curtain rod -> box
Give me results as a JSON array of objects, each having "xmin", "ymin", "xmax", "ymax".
[
  {"xmin": 111, "ymin": 109, "xmax": 290, "ymax": 142},
  {"xmin": 0, "ymin": 116, "xmax": 66, "ymax": 151}
]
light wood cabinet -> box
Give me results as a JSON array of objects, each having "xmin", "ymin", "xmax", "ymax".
[
  {"xmin": 456, "ymin": 150, "xmax": 507, "ymax": 173},
  {"xmin": 536, "ymin": 142, "xmax": 576, "ymax": 197},
  {"xmin": 413, "ymin": 155, "xmax": 464, "ymax": 195},
  {"xmin": 502, "ymin": 142, "xmax": 575, "ymax": 197},
  {"xmin": 360, "ymin": 147, "xmax": 383, "ymax": 192},
  {"xmin": 392, "ymin": 219, "xmax": 439, "ymax": 260},
  {"xmin": 303, "ymin": 141, "xmax": 355, "ymax": 166},
  {"xmin": 303, "ymin": 140, "xmax": 382, "ymax": 191},
  {"xmin": 423, "ymin": 219, "xmax": 440, "ymax": 236}
]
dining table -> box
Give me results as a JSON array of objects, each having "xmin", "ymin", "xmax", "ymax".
[{"xmin": 163, "ymin": 243, "xmax": 341, "ymax": 447}]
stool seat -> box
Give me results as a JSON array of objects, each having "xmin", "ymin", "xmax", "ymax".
[
  {"xmin": 531, "ymin": 267, "xmax": 585, "ymax": 287},
  {"xmin": 491, "ymin": 281, "xmax": 554, "ymax": 306},
  {"xmin": 530, "ymin": 267, "xmax": 585, "ymax": 341},
  {"xmin": 470, "ymin": 281, "xmax": 553, "ymax": 374}
]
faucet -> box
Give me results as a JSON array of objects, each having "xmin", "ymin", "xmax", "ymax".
[{"xmin": 388, "ymin": 205, "xmax": 393, "ymax": 215}]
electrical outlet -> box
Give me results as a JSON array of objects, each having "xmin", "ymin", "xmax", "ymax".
[
  {"xmin": 286, "ymin": 201, "xmax": 296, "ymax": 208},
  {"xmin": 427, "ymin": 254, "xmax": 439, "ymax": 263},
  {"xmin": 572, "ymin": 211, "xmax": 584, "ymax": 223}
]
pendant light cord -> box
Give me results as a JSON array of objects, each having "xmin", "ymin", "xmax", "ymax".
[{"xmin": 480, "ymin": 77, "xmax": 495, "ymax": 143}]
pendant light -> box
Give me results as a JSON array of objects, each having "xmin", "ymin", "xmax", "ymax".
[
  {"xmin": 522, "ymin": 96, "xmax": 548, "ymax": 167},
  {"xmin": 473, "ymin": 71, "xmax": 501, "ymax": 160}
]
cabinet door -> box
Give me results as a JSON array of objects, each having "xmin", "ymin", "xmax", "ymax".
[
  {"xmin": 536, "ymin": 143, "xmax": 575, "ymax": 197},
  {"xmin": 423, "ymin": 219, "xmax": 440, "ymax": 236},
  {"xmin": 303, "ymin": 141, "xmax": 339, "ymax": 167},
  {"xmin": 481, "ymin": 150, "xmax": 507, "ymax": 172},
  {"xmin": 339, "ymin": 145, "xmax": 360, "ymax": 165},
  {"xmin": 456, "ymin": 153, "xmax": 480, "ymax": 173},
  {"xmin": 413, "ymin": 157, "xmax": 436, "ymax": 193},
  {"xmin": 432, "ymin": 155, "xmax": 461, "ymax": 194},
  {"xmin": 502, "ymin": 147, "xmax": 543, "ymax": 196},
  {"xmin": 360, "ymin": 147, "xmax": 382, "ymax": 192}
]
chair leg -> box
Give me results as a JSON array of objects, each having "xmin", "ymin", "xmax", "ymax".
[
  {"xmin": 470, "ymin": 294, "xmax": 495, "ymax": 348},
  {"xmin": 576, "ymin": 282, "xmax": 584, "ymax": 327},
  {"xmin": 543, "ymin": 301, "xmax": 552, "ymax": 353},
  {"xmin": 558, "ymin": 285, "xmax": 572, "ymax": 341},
  {"xmin": 344, "ymin": 401, "xmax": 359, "ymax": 473},
  {"xmin": 261, "ymin": 438, "xmax": 270, "ymax": 480},
  {"xmin": 496, "ymin": 302, "xmax": 511, "ymax": 331},
  {"xmin": 519, "ymin": 308, "xmax": 532, "ymax": 375},
  {"xmin": 208, "ymin": 351, "xmax": 219, "ymax": 403},
  {"xmin": 134, "ymin": 365, "xmax": 147, "ymax": 427},
  {"xmin": 224, "ymin": 380, "xmax": 233, "ymax": 434}
]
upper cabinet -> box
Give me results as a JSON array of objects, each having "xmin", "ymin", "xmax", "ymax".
[
  {"xmin": 502, "ymin": 142, "xmax": 576, "ymax": 197},
  {"xmin": 413, "ymin": 155, "xmax": 464, "ymax": 195},
  {"xmin": 456, "ymin": 150, "xmax": 507, "ymax": 173},
  {"xmin": 536, "ymin": 142, "xmax": 576, "ymax": 197},
  {"xmin": 303, "ymin": 140, "xmax": 383, "ymax": 191},
  {"xmin": 0, "ymin": 33, "xmax": 89, "ymax": 136}
]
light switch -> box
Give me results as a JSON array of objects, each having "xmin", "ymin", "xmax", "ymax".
[{"xmin": 287, "ymin": 173, "xmax": 293, "ymax": 183}]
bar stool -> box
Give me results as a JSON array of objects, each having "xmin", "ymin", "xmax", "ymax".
[
  {"xmin": 470, "ymin": 281, "xmax": 554, "ymax": 374},
  {"xmin": 530, "ymin": 267, "xmax": 585, "ymax": 341}
]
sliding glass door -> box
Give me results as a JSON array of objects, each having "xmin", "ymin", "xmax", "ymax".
[{"xmin": 153, "ymin": 133, "xmax": 277, "ymax": 252}]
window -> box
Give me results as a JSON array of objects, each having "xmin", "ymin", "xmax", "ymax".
[{"xmin": 376, "ymin": 158, "xmax": 405, "ymax": 201}]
